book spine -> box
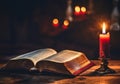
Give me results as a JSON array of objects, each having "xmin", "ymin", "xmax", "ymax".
[{"xmin": 73, "ymin": 62, "xmax": 95, "ymax": 76}]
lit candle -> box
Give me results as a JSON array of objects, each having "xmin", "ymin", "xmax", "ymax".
[
  {"xmin": 62, "ymin": 20, "xmax": 69, "ymax": 29},
  {"xmin": 52, "ymin": 18, "xmax": 59, "ymax": 27},
  {"xmin": 99, "ymin": 22, "xmax": 110, "ymax": 58},
  {"xmin": 74, "ymin": 6, "xmax": 81, "ymax": 16},
  {"xmin": 74, "ymin": 6, "xmax": 87, "ymax": 16},
  {"xmin": 81, "ymin": 6, "xmax": 86, "ymax": 15}
]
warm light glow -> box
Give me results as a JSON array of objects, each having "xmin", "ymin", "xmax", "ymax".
[
  {"xmin": 52, "ymin": 18, "xmax": 59, "ymax": 27},
  {"xmin": 63, "ymin": 20, "xmax": 69, "ymax": 26},
  {"xmin": 75, "ymin": 6, "xmax": 80, "ymax": 13},
  {"xmin": 102, "ymin": 22, "xmax": 106, "ymax": 34},
  {"xmin": 62, "ymin": 20, "xmax": 69, "ymax": 29},
  {"xmin": 81, "ymin": 7, "xmax": 86, "ymax": 13},
  {"xmin": 53, "ymin": 18, "xmax": 59, "ymax": 25}
]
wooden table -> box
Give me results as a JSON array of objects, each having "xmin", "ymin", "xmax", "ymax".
[{"xmin": 0, "ymin": 60, "xmax": 120, "ymax": 84}]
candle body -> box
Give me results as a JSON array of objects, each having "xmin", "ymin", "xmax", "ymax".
[
  {"xmin": 99, "ymin": 33, "xmax": 110, "ymax": 58},
  {"xmin": 74, "ymin": 11, "xmax": 81, "ymax": 16},
  {"xmin": 52, "ymin": 23, "xmax": 59, "ymax": 28}
]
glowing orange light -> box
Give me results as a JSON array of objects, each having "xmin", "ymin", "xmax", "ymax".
[
  {"xmin": 53, "ymin": 18, "xmax": 59, "ymax": 24},
  {"xmin": 75, "ymin": 6, "xmax": 80, "ymax": 12},
  {"xmin": 64, "ymin": 20, "xmax": 69, "ymax": 26},
  {"xmin": 81, "ymin": 7, "xmax": 86, "ymax": 13},
  {"xmin": 52, "ymin": 18, "xmax": 59, "ymax": 27},
  {"xmin": 63, "ymin": 20, "xmax": 69, "ymax": 29},
  {"xmin": 74, "ymin": 6, "xmax": 80, "ymax": 16},
  {"xmin": 102, "ymin": 22, "xmax": 106, "ymax": 34}
]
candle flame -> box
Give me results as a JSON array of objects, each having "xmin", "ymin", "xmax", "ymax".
[
  {"xmin": 63, "ymin": 20, "xmax": 69, "ymax": 26},
  {"xmin": 53, "ymin": 18, "xmax": 59, "ymax": 25},
  {"xmin": 102, "ymin": 22, "xmax": 106, "ymax": 34},
  {"xmin": 81, "ymin": 7, "xmax": 86, "ymax": 13},
  {"xmin": 75, "ymin": 6, "xmax": 80, "ymax": 12},
  {"xmin": 62, "ymin": 20, "xmax": 69, "ymax": 29}
]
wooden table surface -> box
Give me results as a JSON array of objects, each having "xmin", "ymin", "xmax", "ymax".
[{"xmin": 0, "ymin": 60, "xmax": 120, "ymax": 84}]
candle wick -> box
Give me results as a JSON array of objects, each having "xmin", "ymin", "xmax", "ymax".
[{"xmin": 102, "ymin": 32, "xmax": 107, "ymax": 34}]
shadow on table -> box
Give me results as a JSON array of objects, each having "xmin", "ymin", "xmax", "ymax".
[{"xmin": 0, "ymin": 70, "xmax": 74, "ymax": 84}]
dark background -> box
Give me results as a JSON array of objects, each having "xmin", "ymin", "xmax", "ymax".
[{"xmin": 0, "ymin": 0, "xmax": 120, "ymax": 60}]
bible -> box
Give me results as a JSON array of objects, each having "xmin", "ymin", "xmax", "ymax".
[{"xmin": 1, "ymin": 48, "xmax": 94, "ymax": 76}]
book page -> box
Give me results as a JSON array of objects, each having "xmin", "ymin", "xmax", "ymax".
[
  {"xmin": 11, "ymin": 48, "xmax": 57, "ymax": 65},
  {"xmin": 64, "ymin": 55, "xmax": 90, "ymax": 74},
  {"xmin": 44, "ymin": 50, "xmax": 86, "ymax": 63}
]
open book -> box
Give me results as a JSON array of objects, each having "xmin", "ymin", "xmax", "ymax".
[{"xmin": 1, "ymin": 48, "xmax": 94, "ymax": 76}]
